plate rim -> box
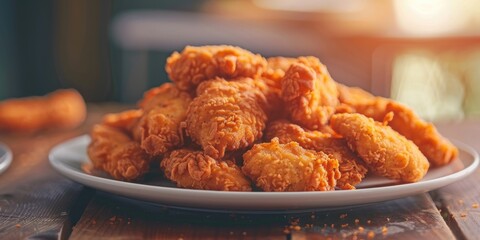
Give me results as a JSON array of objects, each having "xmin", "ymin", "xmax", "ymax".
[
  {"xmin": 0, "ymin": 142, "xmax": 13, "ymax": 175},
  {"xmin": 49, "ymin": 135, "xmax": 479, "ymax": 210}
]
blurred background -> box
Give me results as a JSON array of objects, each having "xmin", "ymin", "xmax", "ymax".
[{"xmin": 1, "ymin": 0, "xmax": 480, "ymax": 121}]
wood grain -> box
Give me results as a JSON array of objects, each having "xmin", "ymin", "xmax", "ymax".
[
  {"xmin": 290, "ymin": 194, "xmax": 454, "ymax": 240},
  {"xmin": 70, "ymin": 192, "xmax": 287, "ymax": 240},
  {"xmin": 0, "ymin": 104, "xmax": 130, "ymax": 239},
  {"xmin": 430, "ymin": 122, "xmax": 480, "ymax": 240}
]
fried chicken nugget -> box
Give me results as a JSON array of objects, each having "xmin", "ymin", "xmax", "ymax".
[
  {"xmin": 102, "ymin": 109, "xmax": 143, "ymax": 133},
  {"xmin": 165, "ymin": 45, "xmax": 267, "ymax": 92},
  {"xmin": 385, "ymin": 102, "xmax": 458, "ymax": 166},
  {"xmin": 262, "ymin": 57, "xmax": 297, "ymax": 90},
  {"xmin": 0, "ymin": 89, "xmax": 86, "ymax": 132},
  {"xmin": 330, "ymin": 113, "xmax": 429, "ymax": 183},
  {"xmin": 132, "ymin": 83, "xmax": 192, "ymax": 157},
  {"xmin": 242, "ymin": 138, "xmax": 340, "ymax": 192},
  {"xmin": 186, "ymin": 78, "xmax": 267, "ymax": 159},
  {"xmin": 281, "ymin": 57, "xmax": 339, "ymax": 129},
  {"xmin": 337, "ymin": 85, "xmax": 458, "ymax": 166},
  {"xmin": 265, "ymin": 120, "xmax": 367, "ymax": 190},
  {"xmin": 161, "ymin": 149, "xmax": 252, "ymax": 191},
  {"xmin": 88, "ymin": 124, "xmax": 151, "ymax": 181}
]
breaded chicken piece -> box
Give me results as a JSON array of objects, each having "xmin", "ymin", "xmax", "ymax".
[
  {"xmin": 132, "ymin": 83, "xmax": 192, "ymax": 157},
  {"xmin": 161, "ymin": 149, "xmax": 252, "ymax": 191},
  {"xmin": 242, "ymin": 138, "xmax": 341, "ymax": 192},
  {"xmin": 262, "ymin": 57, "xmax": 297, "ymax": 90},
  {"xmin": 88, "ymin": 124, "xmax": 151, "ymax": 181},
  {"xmin": 330, "ymin": 113, "xmax": 429, "ymax": 183},
  {"xmin": 102, "ymin": 109, "xmax": 143, "ymax": 133},
  {"xmin": 165, "ymin": 45, "xmax": 267, "ymax": 92},
  {"xmin": 385, "ymin": 102, "xmax": 458, "ymax": 166},
  {"xmin": 0, "ymin": 89, "xmax": 86, "ymax": 132},
  {"xmin": 281, "ymin": 57, "xmax": 339, "ymax": 129},
  {"xmin": 186, "ymin": 78, "xmax": 267, "ymax": 159},
  {"xmin": 337, "ymin": 86, "xmax": 458, "ymax": 166},
  {"xmin": 266, "ymin": 120, "xmax": 367, "ymax": 190}
]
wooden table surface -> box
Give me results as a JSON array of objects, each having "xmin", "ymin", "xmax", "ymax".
[{"xmin": 0, "ymin": 104, "xmax": 479, "ymax": 240}]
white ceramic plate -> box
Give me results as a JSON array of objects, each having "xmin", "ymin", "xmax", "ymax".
[
  {"xmin": 49, "ymin": 135, "xmax": 479, "ymax": 211},
  {"xmin": 0, "ymin": 142, "xmax": 13, "ymax": 175}
]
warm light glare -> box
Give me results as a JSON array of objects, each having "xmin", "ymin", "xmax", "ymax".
[
  {"xmin": 393, "ymin": 0, "xmax": 468, "ymax": 36},
  {"xmin": 391, "ymin": 52, "xmax": 465, "ymax": 121}
]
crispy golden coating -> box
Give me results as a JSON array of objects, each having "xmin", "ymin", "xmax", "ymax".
[
  {"xmin": 165, "ymin": 45, "xmax": 267, "ymax": 92},
  {"xmin": 161, "ymin": 149, "xmax": 252, "ymax": 191},
  {"xmin": 281, "ymin": 57, "xmax": 339, "ymax": 129},
  {"xmin": 330, "ymin": 113, "xmax": 429, "ymax": 183},
  {"xmin": 0, "ymin": 89, "xmax": 86, "ymax": 132},
  {"xmin": 385, "ymin": 102, "xmax": 458, "ymax": 166},
  {"xmin": 262, "ymin": 57, "xmax": 297, "ymax": 90},
  {"xmin": 337, "ymin": 85, "xmax": 458, "ymax": 166},
  {"xmin": 132, "ymin": 83, "xmax": 192, "ymax": 157},
  {"xmin": 242, "ymin": 138, "xmax": 341, "ymax": 192},
  {"xmin": 186, "ymin": 78, "xmax": 267, "ymax": 159},
  {"xmin": 266, "ymin": 120, "xmax": 367, "ymax": 190},
  {"xmin": 102, "ymin": 109, "xmax": 143, "ymax": 133},
  {"xmin": 88, "ymin": 124, "xmax": 151, "ymax": 181}
]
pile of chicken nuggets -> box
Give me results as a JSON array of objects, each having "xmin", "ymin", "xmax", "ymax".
[{"xmin": 87, "ymin": 45, "xmax": 459, "ymax": 192}]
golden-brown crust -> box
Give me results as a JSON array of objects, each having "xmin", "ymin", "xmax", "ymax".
[
  {"xmin": 266, "ymin": 120, "xmax": 367, "ymax": 190},
  {"xmin": 185, "ymin": 78, "xmax": 267, "ymax": 159},
  {"xmin": 330, "ymin": 113, "xmax": 430, "ymax": 183},
  {"xmin": 102, "ymin": 109, "xmax": 143, "ymax": 133},
  {"xmin": 161, "ymin": 149, "xmax": 252, "ymax": 191},
  {"xmin": 165, "ymin": 45, "xmax": 267, "ymax": 92},
  {"xmin": 242, "ymin": 138, "xmax": 340, "ymax": 192},
  {"xmin": 132, "ymin": 83, "xmax": 192, "ymax": 157},
  {"xmin": 281, "ymin": 57, "xmax": 339, "ymax": 129},
  {"xmin": 385, "ymin": 102, "xmax": 458, "ymax": 166},
  {"xmin": 0, "ymin": 89, "xmax": 86, "ymax": 132},
  {"xmin": 87, "ymin": 124, "xmax": 151, "ymax": 181},
  {"xmin": 337, "ymin": 86, "xmax": 458, "ymax": 167}
]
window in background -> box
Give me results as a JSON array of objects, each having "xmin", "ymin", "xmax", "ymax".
[{"xmin": 390, "ymin": 49, "xmax": 480, "ymax": 121}]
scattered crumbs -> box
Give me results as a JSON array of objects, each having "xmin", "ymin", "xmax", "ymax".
[
  {"xmin": 81, "ymin": 163, "xmax": 94, "ymax": 174},
  {"xmin": 15, "ymin": 224, "xmax": 21, "ymax": 228},
  {"xmin": 358, "ymin": 227, "xmax": 364, "ymax": 233},
  {"xmin": 382, "ymin": 226, "xmax": 388, "ymax": 234},
  {"xmin": 458, "ymin": 199, "xmax": 464, "ymax": 205},
  {"xmin": 340, "ymin": 213, "xmax": 348, "ymax": 219},
  {"xmin": 354, "ymin": 219, "xmax": 360, "ymax": 224},
  {"xmin": 367, "ymin": 231, "xmax": 375, "ymax": 239},
  {"xmin": 460, "ymin": 213, "xmax": 467, "ymax": 218},
  {"xmin": 472, "ymin": 203, "xmax": 479, "ymax": 209},
  {"xmin": 341, "ymin": 223, "xmax": 349, "ymax": 228},
  {"xmin": 242, "ymin": 231, "xmax": 247, "ymax": 236},
  {"xmin": 293, "ymin": 226, "xmax": 301, "ymax": 231},
  {"xmin": 367, "ymin": 220, "xmax": 372, "ymax": 224}
]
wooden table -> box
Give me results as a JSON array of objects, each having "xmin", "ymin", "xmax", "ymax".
[{"xmin": 1, "ymin": 104, "xmax": 479, "ymax": 240}]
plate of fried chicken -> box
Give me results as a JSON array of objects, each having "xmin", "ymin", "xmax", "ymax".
[{"xmin": 50, "ymin": 45, "xmax": 479, "ymax": 211}]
